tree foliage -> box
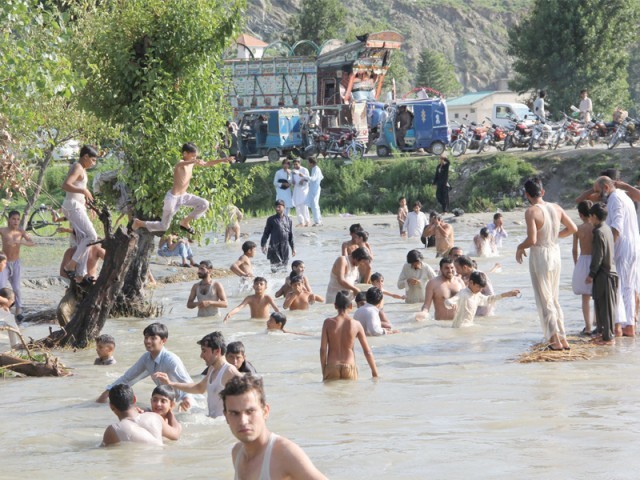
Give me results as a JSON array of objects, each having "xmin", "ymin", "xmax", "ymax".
[
  {"xmin": 508, "ymin": 0, "xmax": 640, "ymax": 117},
  {"xmin": 287, "ymin": 0, "xmax": 347, "ymax": 47},
  {"xmin": 415, "ymin": 49, "xmax": 462, "ymax": 98},
  {"xmin": 75, "ymin": 0, "xmax": 251, "ymax": 236}
]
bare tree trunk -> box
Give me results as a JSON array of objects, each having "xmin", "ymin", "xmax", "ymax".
[{"xmin": 21, "ymin": 148, "xmax": 55, "ymax": 229}]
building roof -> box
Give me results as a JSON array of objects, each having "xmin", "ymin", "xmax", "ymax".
[
  {"xmin": 236, "ymin": 34, "xmax": 268, "ymax": 48},
  {"xmin": 446, "ymin": 91, "xmax": 496, "ymax": 107}
]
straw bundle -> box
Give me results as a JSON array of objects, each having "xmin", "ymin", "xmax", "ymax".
[{"xmin": 516, "ymin": 335, "xmax": 603, "ymax": 363}]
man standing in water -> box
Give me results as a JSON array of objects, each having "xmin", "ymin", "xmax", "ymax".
[
  {"xmin": 420, "ymin": 257, "xmax": 465, "ymax": 320},
  {"xmin": 592, "ymin": 176, "xmax": 640, "ymax": 336},
  {"xmin": 221, "ymin": 375, "xmax": 327, "ymax": 479},
  {"xmin": 261, "ymin": 200, "xmax": 295, "ymax": 273},
  {"xmin": 516, "ymin": 177, "xmax": 577, "ymax": 350}
]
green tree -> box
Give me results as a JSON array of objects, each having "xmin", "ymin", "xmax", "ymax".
[
  {"xmin": 287, "ymin": 0, "xmax": 347, "ymax": 48},
  {"xmin": 0, "ymin": 0, "xmax": 109, "ymax": 222},
  {"xmin": 415, "ymin": 49, "xmax": 462, "ymax": 98},
  {"xmin": 508, "ymin": 0, "xmax": 640, "ymax": 116},
  {"xmin": 42, "ymin": 0, "xmax": 250, "ymax": 347}
]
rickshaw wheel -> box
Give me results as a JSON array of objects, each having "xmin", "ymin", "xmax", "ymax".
[
  {"xmin": 430, "ymin": 141, "xmax": 445, "ymax": 156},
  {"xmin": 376, "ymin": 145, "xmax": 391, "ymax": 157},
  {"xmin": 267, "ymin": 149, "xmax": 280, "ymax": 162}
]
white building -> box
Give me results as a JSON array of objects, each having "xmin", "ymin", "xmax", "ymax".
[{"xmin": 234, "ymin": 33, "xmax": 268, "ymax": 60}]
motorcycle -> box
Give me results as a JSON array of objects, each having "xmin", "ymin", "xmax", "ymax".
[
  {"xmin": 450, "ymin": 123, "xmax": 471, "ymax": 157},
  {"xmin": 307, "ymin": 128, "xmax": 365, "ymax": 159},
  {"xmin": 608, "ymin": 118, "xmax": 640, "ymax": 150},
  {"xmin": 527, "ymin": 119, "xmax": 554, "ymax": 150},
  {"xmin": 503, "ymin": 117, "xmax": 532, "ymax": 150},
  {"xmin": 476, "ymin": 118, "xmax": 507, "ymax": 153}
]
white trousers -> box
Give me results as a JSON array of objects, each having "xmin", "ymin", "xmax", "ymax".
[
  {"xmin": 145, "ymin": 191, "xmax": 209, "ymax": 232},
  {"xmin": 62, "ymin": 204, "xmax": 98, "ymax": 277}
]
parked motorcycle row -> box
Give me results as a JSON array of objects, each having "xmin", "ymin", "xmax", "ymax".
[{"xmin": 448, "ymin": 113, "xmax": 640, "ymax": 158}]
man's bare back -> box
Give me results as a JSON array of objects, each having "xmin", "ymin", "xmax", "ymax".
[{"xmin": 575, "ymin": 222, "xmax": 593, "ymax": 255}]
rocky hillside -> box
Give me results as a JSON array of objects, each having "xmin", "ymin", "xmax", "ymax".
[{"xmin": 243, "ymin": 0, "xmax": 530, "ymax": 93}]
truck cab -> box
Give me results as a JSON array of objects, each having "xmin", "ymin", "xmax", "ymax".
[{"xmin": 493, "ymin": 103, "xmax": 535, "ymax": 127}]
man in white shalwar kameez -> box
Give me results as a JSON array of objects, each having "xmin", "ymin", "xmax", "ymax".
[
  {"xmin": 593, "ymin": 177, "xmax": 640, "ymax": 336},
  {"xmin": 291, "ymin": 159, "xmax": 310, "ymax": 226},
  {"xmin": 516, "ymin": 178, "xmax": 577, "ymax": 351}
]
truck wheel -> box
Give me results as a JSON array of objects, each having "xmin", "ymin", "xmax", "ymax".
[
  {"xmin": 376, "ymin": 145, "xmax": 390, "ymax": 157},
  {"xmin": 430, "ymin": 141, "xmax": 445, "ymax": 155},
  {"xmin": 267, "ymin": 149, "xmax": 280, "ymax": 162}
]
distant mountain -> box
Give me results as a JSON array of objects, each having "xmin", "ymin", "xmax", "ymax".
[{"xmin": 242, "ymin": 0, "xmax": 530, "ymax": 94}]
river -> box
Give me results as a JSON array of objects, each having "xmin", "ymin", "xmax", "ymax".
[{"xmin": 2, "ymin": 210, "xmax": 640, "ymax": 480}]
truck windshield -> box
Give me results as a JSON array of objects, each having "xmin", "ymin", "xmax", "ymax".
[{"xmin": 514, "ymin": 106, "xmax": 534, "ymax": 120}]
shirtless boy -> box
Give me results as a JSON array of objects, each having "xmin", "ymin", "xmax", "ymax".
[
  {"xmin": 275, "ymin": 260, "xmax": 312, "ymax": 298},
  {"xmin": 154, "ymin": 332, "xmax": 241, "ymax": 418},
  {"xmin": 320, "ymin": 290, "xmax": 378, "ymax": 381},
  {"xmin": 149, "ymin": 385, "xmax": 182, "ymax": 440},
  {"xmin": 230, "ymin": 240, "xmax": 256, "ymax": 279},
  {"xmin": 572, "ymin": 200, "xmax": 594, "ymax": 334},
  {"xmin": 222, "ymin": 375, "xmax": 327, "ymax": 480},
  {"xmin": 421, "ymin": 214, "xmax": 454, "ymax": 257},
  {"xmin": 341, "ymin": 223, "xmax": 373, "ymax": 257},
  {"xmin": 187, "ymin": 260, "xmax": 228, "ymax": 317},
  {"xmin": 420, "ymin": 257, "xmax": 466, "ymax": 320},
  {"xmin": 0, "ymin": 211, "xmax": 35, "ymax": 319},
  {"xmin": 224, "ymin": 277, "xmax": 280, "ymax": 322},
  {"xmin": 283, "ymin": 275, "xmax": 325, "ymax": 310},
  {"xmin": 102, "ymin": 384, "xmax": 171, "ymax": 447},
  {"xmin": 132, "ymin": 142, "xmax": 234, "ymax": 235}
]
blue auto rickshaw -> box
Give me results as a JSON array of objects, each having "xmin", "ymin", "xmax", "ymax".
[
  {"xmin": 236, "ymin": 108, "xmax": 303, "ymax": 163},
  {"xmin": 375, "ymin": 99, "xmax": 449, "ymax": 157}
]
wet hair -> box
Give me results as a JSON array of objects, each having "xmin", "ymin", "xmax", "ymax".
[
  {"xmin": 454, "ymin": 255, "xmax": 474, "ymax": 269},
  {"xmin": 577, "ymin": 200, "xmax": 593, "ymax": 217},
  {"xmin": 199, "ymin": 259, "xmax": 213, "ymax": 270},
  {"xmin": 539, "ymin": 90, "xmax": 546, "ymax": 98},
  {"xmin": 479, "ymin": 227, "xmax": 489, "ymax": 239},
  {"xmin": 198, "ymin": 331, "xmax": 226, "ymax": 354},
  {"xmin": 412, "ymin": 201, "xmax": 422, "ymax": 209},
  {"xmin": 399, "ymin": 196, "xmax": 406, "ymax": 202},
  {"xmin": 8, "ymin": 210, "xmax": 20, "ymax": 219},
  {"xmin": 335, "ymin": 291, "xmax": 352, "ymax": 311},
  {"xmin": 354, "ymin": 291, "xmax": 367, "ymax": 304},
  {"xmin": 493, "ymin": 212, "xmax": 502, "ymax": 221},
  {"xmin": 220, "ymin": 375, "xmax": 266, "ymax": 411},
  {"xmin": 152, "ymin": 384, "xmax": 177, "ymax": 402},
  {"xmin": 469, "ymin": 271, "xmax": 487, "ymax": 288},
  {"xmin": 143, "ymin": 322, "xmax": 168, "ymax": 340},
  {"xmin": 599, "ymin": 168, "xmax": 620, "ymax": 181},
  {"xmin": 355, "ymin": 230, "xmax": 369, "ymax": 242},
  {"xmin": 349, "ymin": 223, "xmax": 363, "ymax": 234},
  {"xmin": 270, "ymin": 312, "xmax": 287, "ymax": 327},
  {"xmin": 182, "ymin": 142, "xmax": 198, "ymax": 154},
  {"xmin": 524, "ymin": 177, "xmax": 543, "ymax": 198},
  {"xmin": 429, "ymin": 211, "xmax": 438, "ymax": 219},
  {"xmin": 439, "ymin": 257, "xmax": 454, "ymax": 269},
  {"xmin": 0, "ymin": 287, "xmax": 15, "ymax": 302},
  {"xmin": 448, "ymin": 247, "xmax": 463, "ymax": 258},
  {"xmin": 109, "ymin": 384, "xmax": 135, "ymax": 411},
  {"xmin": 79, "ymin": 145, "xmax": 98, "ymax": 158},
  {"xmin": 365, "ymin": 287, "xmax": 384, "ymax": 306},
  {"xmin": 351, "ymin": 247, "xmax": 371, "ymax": 262},
  {"xmin": 589, "ymin": 202, "xmax": 608, "ymax": 221},
  {"xmin": 96, "ymin": 334, "xmax": 115, "ymax": 347},
  {"xmin": 370, "ymin": 272, "xmax": 383, "ymax": 284},
  {"xmin": 407, "ymin": 249, "xmax": 423, "ymax": 264},
  {"xmin": 291, "ymin": 260, "xmax": 304, "ymax": 270},
  {"xmin": 253, "ymin": 276, "xmax": 267, "ymax": 286},
  {"xmin": 242, "ymin": 240, "xmax": 256, "ymax": 253},
  {"xmin": 0, "ymin": 253, "xmax": 7, "ymax": 263},
  {"xmin": 226, "ymin": 341, "xmax": 246, "ymax": 355},
  {"xmin": 290, "ymin": 274, "xmax": 303, "ymax": 285}
]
